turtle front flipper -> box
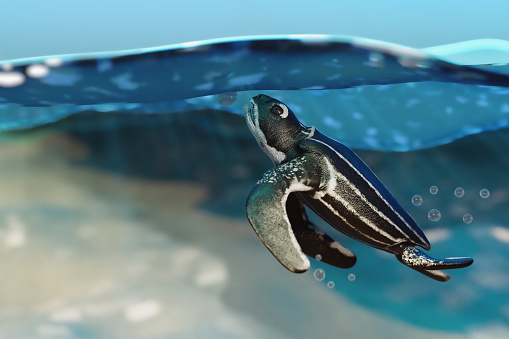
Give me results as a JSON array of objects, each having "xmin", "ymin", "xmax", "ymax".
[
  {"xmin": 287, "ymin": 193, "xmax": 357, "ymax": 269},
  {"xmin": 395, "ymin": 245, "xmax": 474, "ymax": 282},
  {"xmin": 246, "ymin": 153, "xmax": 330, "ymax": 273}
]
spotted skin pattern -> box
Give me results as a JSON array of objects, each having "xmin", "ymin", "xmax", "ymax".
[{"xmin": 244, "ymin": 94, "xmax": 473, "ymax": 282}]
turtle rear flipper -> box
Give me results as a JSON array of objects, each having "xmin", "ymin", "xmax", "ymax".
[{"xmin": 395, "ymin": 245, "xmax": 473, "ymax": 282}]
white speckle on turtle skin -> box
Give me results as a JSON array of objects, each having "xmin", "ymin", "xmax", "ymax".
[{"xmin": 401, "ymin": 246, "xmax": 441, "ymax": 268}]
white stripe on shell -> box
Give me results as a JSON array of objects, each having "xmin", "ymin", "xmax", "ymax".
[
  {"xmin": 316, "ymin": 196, "xmax": 392, "ymax": 246},
  {"xmin": 309, "ymin": 138, "xmax": 428, "ymax": 245},
  {"xmin": 319, "ymin": 158, "xmax": 400, "ymax": 243},
  {"xmin": 311, "ymin": 159, "xmax": 392, "ymax": 246},
  {"xmin": 330, "ymin": 171, "xmax": 405, "ymax": 242}
]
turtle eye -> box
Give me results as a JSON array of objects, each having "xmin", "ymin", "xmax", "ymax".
[{"xmin": 271, "ymin": 105, "xmax": 284, "ymax": 115}]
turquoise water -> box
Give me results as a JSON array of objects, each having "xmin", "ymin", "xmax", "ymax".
[{"xmin": 2, "ymin": 2, "xmax": 509, "ymax": 338}]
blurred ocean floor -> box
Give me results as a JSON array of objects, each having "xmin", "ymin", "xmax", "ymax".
[{"xmin": 0, "ymin": 110, "xmax": 509, "ymax": 338}]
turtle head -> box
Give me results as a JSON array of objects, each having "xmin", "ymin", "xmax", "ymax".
[{"xmin": 243, "ymin": 94, "xmax": 308, "ymax": 164}]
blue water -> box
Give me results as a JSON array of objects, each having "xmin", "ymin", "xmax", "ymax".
[{"xmin": 26, "ymin": 108, "xmax": 509, "ymax": 336}]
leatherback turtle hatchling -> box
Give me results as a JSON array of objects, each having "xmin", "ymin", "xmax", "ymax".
[{"xmin": 244, "ymin": 94, "xmax": 473, "ymax": 282}]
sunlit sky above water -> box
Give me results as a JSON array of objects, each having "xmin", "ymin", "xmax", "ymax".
[{"xmin": 1, "ymin": 0, "xmax": 509, "ymax": 60}]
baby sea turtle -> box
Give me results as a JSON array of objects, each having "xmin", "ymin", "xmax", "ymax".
[{"xmin": 244, "ymin": 94, "xmax": 473, "ymax": 282}]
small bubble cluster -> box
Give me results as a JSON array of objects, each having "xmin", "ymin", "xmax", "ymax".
[
  {"xmin": 463, "ymin": 214, "xmax": 473, "ymax": 224},
  {"xmin": 429, "ymin": 186, "xmax": 438, "ymax": 195},
  {"xmin": 348, "ymin": 274, "xmax": 356, "ymax": 281},
  {"xmin": 411, "ymin": 195, "xmax": 423, "ymax": 206},
  {"xmin": 454, "ymin": 187, "xmax": 465, "ymax": 198},
  {"xmin": 428, "ymin": 209, "xmax": 441, "ymax": 221},
  {"xmin": 314, "ymin": 269, "xmax": 325, "ymax": 281},
  {"xmin": 327, "ymin": 281, "xmax": 335, "ymax": 288},
  {"xmin": 480, "ymin": 189, "xmax": 490, "ymax": 199},
  {"xmin": 218, "ymin": 92, "xmax": 238, "ymax": 106}
]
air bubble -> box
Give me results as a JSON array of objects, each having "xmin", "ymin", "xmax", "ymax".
[
  {"xmin": 480, "ymin": 189, "xmax": 490, "ymax": 199},
  {"xmin": 429, "ymin": 186, "xmax": 438, "ymax": 195},
  {"xmin": 463, "ymin": 214, "xmax": 473, "ymax": 224},
  {"xmin": 218, "ymin": 92, "xmax": 238, "ymax": 106},
  {"xmin": 315, "ymin": 254, "xmax": 322, "ymax": 261},
  {"xmin": 348, "ymin": 274, "xmax": 356, "ymax": 281},
  {"xmin": 327, "ymin": 281, "xmax": 335, "ymax": 288},
  {"xmin": 454, "ymin": 187, "xmax": 464, "ymax": 198},
  {"xmin": 411, "ymin": 195, "xmax": 423, "ymax": 206},
  {"xmin": 314, "ymin": 269, "xmax": 325, "ymax": 281},
  {"xmin": 428, "ymin": 209, "xmax": 441, "ymax": 221}
]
